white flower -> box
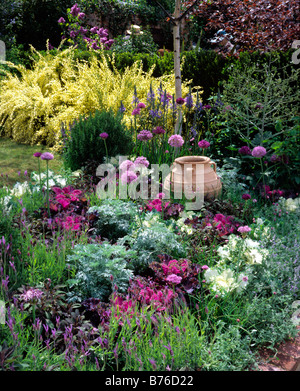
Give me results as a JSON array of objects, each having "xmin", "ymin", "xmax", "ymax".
[
  {"xmin": 244, "ymin": 248, "xmax": 263, "ymax": 265},
  {"xmin": 256, "ymin": 218, "xmax": 264, "ymax": 225}
]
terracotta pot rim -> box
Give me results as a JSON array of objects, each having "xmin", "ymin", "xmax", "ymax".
[{"xmin": 174, "ymin": 156, "xmax": 210, "ymax": 164}]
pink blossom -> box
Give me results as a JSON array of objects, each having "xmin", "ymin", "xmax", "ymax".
[
  {"xmin": 252, "ymin": 146, "xmax": 267, "ymax": 158},
  {"xmin": 237, "ymin": 225, "xmax": 252, "ymax": 234},
  {"xmin": 168, "ymin": 134, "xmax": 184, "ymax": 148},
  {"xmin": 166, "ymin": 274, "xmax": 182, "ymax": 284}
]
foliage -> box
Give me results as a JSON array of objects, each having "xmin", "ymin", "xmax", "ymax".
[
  {"xmin": 111, "ymin": 26, "xmax": 158, "ymax": 55},
  {"xmin": 62, "ymin": 109, "xmax": 133, "ymax": 171},
  {"xmin": 119, "ymin": 216, "xmax": 186, "ymax": 273},
  {"xmin": 66, "ymin": 243, "xmax": 136, "ymax": 302},
  {"xmin": 88, "ymin": 199, "xmax": 138, "ymax": 241},
  {"xmin": 0, "ymin": 47, "xmax": 186, "ymax": 150},
  {"xmin": 184, "ymin": 0, "xmax": 300, "ymax": 55}
]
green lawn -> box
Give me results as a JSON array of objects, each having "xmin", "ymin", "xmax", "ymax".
[{"xmin": 0, "ymin": 137, "xmax": 63, "ymax": 187}]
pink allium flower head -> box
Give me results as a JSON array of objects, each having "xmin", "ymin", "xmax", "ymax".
[
  {"xmin": 152, "ymin": 126, "xmax": 165, "ymax": 135},
  {"xmin": 252, "ymin": 146, "xmax": 267, "ymax": 158},
  {"xmin": 40, "ymin": 152, "xmax": 54, "ymax": 160},
  {"xmin": 242, "ymin": 193, "xmax": 251, "ymax": 200},
  {"xmin": 20, "ymin": 288, "xmax": 44, "ymax": 302},
  {"xmin": 168, "ymin": 134, "xmax": 184, "ymax": 148},
  {"xmin": 166, "ymin": 274, "xmax": 182, "ymax": 285},
  {"xmin": 238, "ymin": 146, "xmax": 252, "ymax": 155},
  {"xmin": 201, "ymin": 265, "xmax": 209, "ymax": 270},
  {"xmin": 33, "ymin": 152, "xmax": 42, "ymax": 158},
  {"xmin": 119, "ymin": 159, "xmax": 134, "ymax": 171},
  {"xmin": 137, "ymin": 102, "xmax": 146, "ymax": 109},
  {"xmin": 121, "ymin": 171, "xmax": 137, "ymax": 184},
  {"xmin": 237, "ymin": 225, "xmax": 252, "ymax": 233},
  {"xmin": 137, "ymin": 130, "xmax": 153, "ymax": 141},
  {"xmin": 198, "ymin": 139, "xmax": 210, "ymax": 149},
  {"xmin": 176, "ymin": 97, "xmax": 185, "ymax": 105},
  {"xmin": 134, "ymin": 156, "xmax": 150, "ymax": 168},
  {"xmin": 99, "ymin": 132, "xmax": 109, "ymax": 139}
]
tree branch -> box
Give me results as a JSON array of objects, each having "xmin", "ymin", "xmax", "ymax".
[{"xmin": 152, "ymin": 0, "xmax": 176, "ymax": 25}]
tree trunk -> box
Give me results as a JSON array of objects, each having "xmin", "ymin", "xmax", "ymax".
[{"xmin": 174, "ymin": 0, "xmax": 182, "ymax": 135}]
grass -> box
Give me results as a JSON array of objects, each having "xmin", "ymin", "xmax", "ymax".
[{"xmin": 0, "ymin": 137, "xmax": 63, "ymax": 187}]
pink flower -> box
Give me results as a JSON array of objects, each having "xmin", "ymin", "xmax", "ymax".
[
  {"xmin": 166, "ymin": 274, "xmax": 182, "ymax": 285},
  {"xmin": 137, "ymin": 130, "xmax": 153, "ymax": 141},
  {"xmin": 237, "ymin": 225, "xmax": 252, "ymax": 234},
  {"xmin": 119, "ymin": 159, "xmax": 134, "ymax": 171},
  {"xmin": 252, "ymin": 146, "xmax": 267, "ymax": 158},
  {"xmin": 58, "ymin": 17, "xmax": 66, "ymax": 24},
  {"xmin": 131, "ymin": 107, "xmax": 141, "ymax": 116},
  {"xmin": 201, "ymin": 265, "xmax": 209, "ymax": 270},
  {"xmin": 33, "ymin": 152, "xmax": 42, "ymax": 158},
  {"xmin": 168, "ymin": 134, "xmax": 184, "ymax": 148},
  {"xmin": 20, "ymin": 288, "xmax": 43, "ymax": 302},
  {"xmin": 78, "ymin": 12, "xmax": 85, "ymax": 20},
  {"xmin": 242, "ymin": 193, "xmax": 251, "ymax": 200},
  {"xmin": 198, "ymin": 139, "xmax": 210, "ymax": 149},
  {"xmin": 40, "ymin": 152, "xmax": 54, "ymax": 160},
  {"xmin": 134, "ymin": 156, "xmax": 150, "ymax": 168},
  {"xmin": 121, "ymin": 171, "xmax": 137, "ymax": 184},
  {"xmin": 99, "ymin": 132, "xmax": 109, "ymax": 139},
  {"xmin": 152, "ymin": 126, "xmax": 165, "ymax": 135},
  {"xmin": 137, "ymin": 102, "xmax": 146, "ymax": 109},
  {"xmin": 70, "ymin": 3, "xmax": 80, "ymax": 17}
]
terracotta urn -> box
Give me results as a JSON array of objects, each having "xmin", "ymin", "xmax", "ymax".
[{"xmin": 165, "ymin": 155, "xmax": 222, "ymax": 199}]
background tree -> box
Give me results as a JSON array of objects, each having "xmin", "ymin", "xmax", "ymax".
[{"xmin": 183, "ymin": 0, "xmax": 300, "ymax": 55}]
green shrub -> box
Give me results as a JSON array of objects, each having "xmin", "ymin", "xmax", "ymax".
[
  {"xmin": 66, "ymin": 243, "xmax": 137, "ymax": 303},
  {"xmin": 119, "ymin": 218, "xmax": 186, "ymax": 273},
  {"xmin": 88, "ymin": 200, "xmax": 138, "ymax": 242},
  {"xmin": 62, "ymin": 109, "xmax": 134, "ymax": 171}
]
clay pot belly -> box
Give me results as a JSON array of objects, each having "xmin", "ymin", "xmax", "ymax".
[{"xmin": 167, "ymin": 156, "xmax": 222, "ymax": 199}]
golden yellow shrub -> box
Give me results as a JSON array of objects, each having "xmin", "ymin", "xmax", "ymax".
[{"xmin": 0, "ymin": 47, "xmax": 201, "ymax": 151}]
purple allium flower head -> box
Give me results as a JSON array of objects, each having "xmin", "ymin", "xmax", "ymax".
[
  {"xmin": 176, "ymin": 97, "xmax": 185, "ymax": 105},
  {"xmin": 99, "ymin": 132, "xmax": 109, "ymax": 139},
  {"xmin": 137, "ymin": 102, "xmax": 146, "ymax": 109},
  {"xmin": 203, "ymin": 104, "xmax": 211, "ymax": 109},
  {"xmin": 134, "ymin": 156, "xmax": 150, "ymax": 168},
  {"xmin": 33, "ymin": 152, "xmax": 42, "ymax": 158},
  {"xmin": 198, "ymin": 139, "xmax": 210, "ymax": 149},
  {"xmin": 242, "ymin": 193, "xmax": 251, "ymax": 200},
  {"xmin": 58, "ymin": 17, "xmax": 66, "ymax": 24},
  {"xmin": 168, "ymin": 134, "xmax": 184, "ymax": 148},
  {"xmin": 152, "ymin": 126, "xmax": 165, "ymax": 135},
  {"xmin": 131, "ymin": 107, "xmax": 141, "ymax": 116},
  {"xmin": 40, "ymin": 152, "xmax": 54, "ymax": 160},
  {"xmin": 238, "ymin": 146, "xmax": 252, "ymax": 155},
  {"xmin": 137, "ymin": 130, "xmax": 153, "ymax": 141},
  {"xmin": 252, "ymin": 146, "xmax": 267, "ymax": 158}
]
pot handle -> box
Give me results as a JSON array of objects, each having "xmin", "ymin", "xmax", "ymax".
[{"xmin": 211, "ymin": 161, "xmax": 217, "ymax": 172}]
